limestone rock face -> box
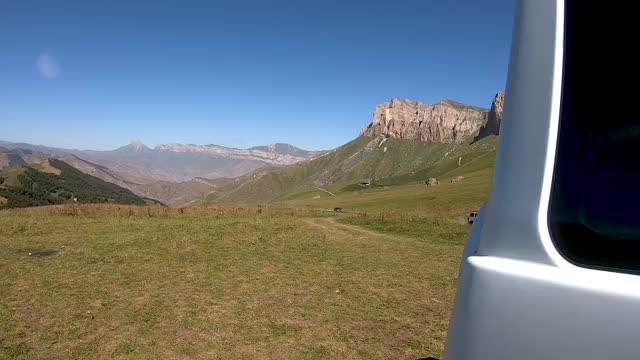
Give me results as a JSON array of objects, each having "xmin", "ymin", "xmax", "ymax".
[
  {"xmin": 475, "ymin": 92, "xmax": 505, "ymax": 140},
  {"xmin": 360, "ymin": 98, "xmax": 489, "ymax": 144}
]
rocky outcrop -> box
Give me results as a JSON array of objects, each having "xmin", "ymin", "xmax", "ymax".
[
  {"xmin": 475, "ymin": 92, "xmax": 505, "ymax": 141},
  {"xmin": 425, "ymin": 178, "xmax": 440, "ymax": 186},
  {"xmin": 360, "ymin": 98, "xmax": 489, "ymax": 144}
]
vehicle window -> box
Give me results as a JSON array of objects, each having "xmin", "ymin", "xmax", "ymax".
[{"xmin": 549, "ymin": 0, "xmax": 640, "ymax": 273}]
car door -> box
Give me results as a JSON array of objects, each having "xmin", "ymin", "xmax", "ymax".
[{"xmin": 444, "ymin": 0, "xmax": 640, "ymax": 359}]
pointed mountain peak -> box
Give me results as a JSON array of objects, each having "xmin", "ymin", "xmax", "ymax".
[
  {"xmin": 129, "ymin": 139, "xmax": 148, "ymax": 150},
  {"xmin": 114, "ymin": 139, "xmax": 151, "ymax": 153}
]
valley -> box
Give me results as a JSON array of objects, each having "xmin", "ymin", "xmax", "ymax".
[{"xmin": 0, "ymin": 141, "xmax": 321, "ymax": 207}]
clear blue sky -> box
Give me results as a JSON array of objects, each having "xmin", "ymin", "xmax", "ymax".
[{"xmin": 1, "ymin": 0, "xmax": 515, "ymax": 151}]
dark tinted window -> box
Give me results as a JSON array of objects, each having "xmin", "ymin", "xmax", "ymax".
[{"xmin": 549, "ymin": 0, "xmax": 640, "ymax": 272}]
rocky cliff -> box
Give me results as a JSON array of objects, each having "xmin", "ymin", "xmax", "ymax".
[
  {"xmin": 360, "ymin": 98, "xmax": 489, "ymax": 144},
  {"xmin": 475, "ymin": 92, "xmax": 505, "ymax": 140}
]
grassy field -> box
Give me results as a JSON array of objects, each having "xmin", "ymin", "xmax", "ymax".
[{"xmin": 0, "ymin": 202, "xmax": 474, "ymax": 359}]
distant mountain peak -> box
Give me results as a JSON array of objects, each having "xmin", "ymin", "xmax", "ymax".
[
  {"xmin": 129, "ymin": 139, "xmax": 148, "ymax": 151},
  {"xmin": 113, "ymin": 139, "xmax": 151, "ymax": 153}
]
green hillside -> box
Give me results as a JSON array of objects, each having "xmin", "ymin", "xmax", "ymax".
[
  {"xmin": 203, "ymin": 134, "xmax": 498, "ymax": 204},
  {"xmin": 0, "ymin": 159, "xmax": 149, "ymax": 209},
  {"xmin": 371, "ymin": 135, "xmax": 497, "ymax": 187},
  {"xmin": 277, "ymin": 167, "xmax": 493, "ymax": 215}
]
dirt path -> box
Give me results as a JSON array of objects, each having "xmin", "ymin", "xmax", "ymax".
[
  {"xmin": 304, "ymin": 217, "xmax": 397, "ymax": 239},
  {"xmin": 312, "ymin": 186, "xmax": 336, "ymax": 197}
]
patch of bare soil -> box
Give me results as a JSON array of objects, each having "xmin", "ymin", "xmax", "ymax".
[{"xmin": 28, "ymin": 250, "xmax": 59, "ymax": 257}]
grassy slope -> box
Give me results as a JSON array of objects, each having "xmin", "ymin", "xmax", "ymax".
[
  {"xmin": 0, "ymin": 167, "xmax": 26, "ymax": 187},
  {"xmin": 273, "ymin": 136, "xmax": 496, "ymax": 212},
  {"xmin": 278, "ymin": 167, "xmax": 492, "ymax": 216},
  {"xmin": 207, "ymin": 135, "xmax": 497, "ymax": 204},
  {"xmin": 206, "ymin": 137, "xmax": 371, "ymax": 203}
]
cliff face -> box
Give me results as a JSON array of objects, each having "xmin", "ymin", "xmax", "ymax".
[
  {"xmin": 360, "ymin": 98, "xmax": 489, "ymax": 144},
  {"xmin": 475, "ymin": 92, "xmax": 505, "ymax": 140}
]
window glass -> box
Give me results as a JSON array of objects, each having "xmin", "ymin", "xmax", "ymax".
[{"xmin": 549, "ymin": 0, "xmax": 640, "ymax": 272}]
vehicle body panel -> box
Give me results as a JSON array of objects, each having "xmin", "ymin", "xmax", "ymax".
[{"xmin": 444, "ymin": 0, "xmax": 640, "ymax": 358}]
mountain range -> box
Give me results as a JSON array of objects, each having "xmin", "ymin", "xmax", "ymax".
[
  {"xmin": 0, "ymin": 140, "xmax": 321, "ymax": 182},
  {"xmin": 0, "ymin": 140, "xmax": 322, "ymax": 206},
  {"xmin": 1, "ymin": 92, "xmax": 504, "ymax": 208}
]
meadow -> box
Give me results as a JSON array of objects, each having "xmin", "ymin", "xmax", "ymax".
[{"xmin": 0, "ymin": 170, "xmax": 491, "ymax": 359}]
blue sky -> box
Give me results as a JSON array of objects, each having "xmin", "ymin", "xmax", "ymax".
[{"xmin": 1, "ymin": 0, "xmax": 515, "ymax": 151}]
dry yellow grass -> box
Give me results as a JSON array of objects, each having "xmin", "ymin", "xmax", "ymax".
[{"xmin": 0, "ymin": 204, "xmax": 466, "ymax": 359}]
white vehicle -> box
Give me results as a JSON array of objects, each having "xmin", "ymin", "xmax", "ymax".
[
  {"xmin": 445, "ymin": 1, "xmax": 640, "ymax": 359},
  {"xmin": 467, "ymin": 211, "xmax": 478, "ymax": 224}
]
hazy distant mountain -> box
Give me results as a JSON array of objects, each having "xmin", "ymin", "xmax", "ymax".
[
  {"xmin": 0, "ymin": 141, "xmax": 72, "ymax": 157},
  {"xmin": 0, "ymin": 140, "xmax": 322, "ymax": 182},
  {"xmin": 248, "ymin": 143, "xmax": 325, "ymax": 158},
  {"xmin": 113, "ymin": 139, "xmax": 152, "ymax": 153},
  {"xmin": 0, "ymin": 148, "xmax": 48, "ymax": 169},
  {"xmin": 0, "ymin": 140, "xmax": 323, "ymax": 206},
  {"xmin": 154, "ymin": 142, "xmax": 318, "ymax": 169}
]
